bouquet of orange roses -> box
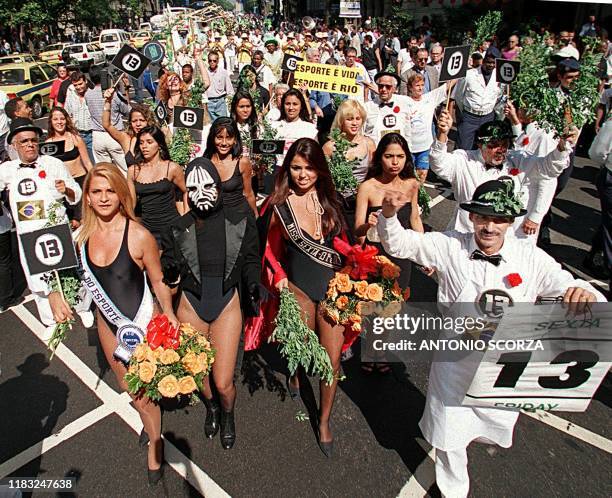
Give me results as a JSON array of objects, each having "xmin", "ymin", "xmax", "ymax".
[
  {"xmin": 322, "ymin": 240, "xmax": 410, "ymax": 336},
  {"xmin": 124, "ymin": 315, "xmax": 215, "ymax": 404}
]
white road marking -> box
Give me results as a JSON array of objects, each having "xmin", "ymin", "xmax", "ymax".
[
  {"xmin": 397, "ymin": 443, "xmax": 436, "ymax": 498},
  {"xmin": 429, "ymin": 187, "xmax": 453, "ymax": 209},
  {"xmin": 521, "ymin": 409, "xmax": 612, "ymax": 454},
  {"xmin": 561, "ymin": 263, "xmax": 609, "ymax": 292},
  {"xmin": 0, "ymin": 403, "xmax": 115, "ymax": 479},
  {"xmin": 9, "ymin": 304, "xmax": 230, "ymax": 497}
]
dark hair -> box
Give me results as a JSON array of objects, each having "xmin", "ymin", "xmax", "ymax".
[
  {"xmin": 47, "ymin": 107, "xmax": 79, "ymax": 137},
  {"xmin": 278, "ymin": 88, "xmax": 311, "ymax": 122},
  {"xmin": 182, "ymin": 63, "xmax": 193, "ymax": 71},
  {"xmin": 208, "ymin": 51, "xmax": 220, "ymax": 61},
  {"xmin": 88, "ymin": 66, "xmax": 102, "ymax": 85},
  {"xmin": 230, "ymin": 91, "xmax": 259, "ymax": 139},
  {"xmin": 4, "ymin": 97, "xmax": 24, "ymax": 120},
  {"xmin": 345, "ymin": 46, "xmax": 357, "ymax": 56},
  {"xmin": 252, "ymin": 49, "xmax": 264, "ymax": 58},
  {"xmin": 366, "ymin": 133, "xmax": 415, "ymax": 180},
  {"xmin": 204, "ymin": 117, "xmax": 242, "ymax": 159},
  {"xmin": 70, "ymin": 71, "xmax": 86, "ymax": 83},
  {"xmin": 269, "ymin": 138, "xmax": 346, "ymax": 237},
  {"xmin": 364, "ymin": 34, "xmax": 372, "ymax": 43},
  {"xmin": 134, "ymin": 125, "xmax": 170, "ymax": 164},
  {"xmin": 56, "ymin": 63, "xmax": 67, "ymax": 73}
]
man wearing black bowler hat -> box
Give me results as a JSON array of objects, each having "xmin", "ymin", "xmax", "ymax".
[
  {"xmin": 0, "ymin": 118, "xmax": 92, "ymax": 338},
  {"xmin": 364, "ymin": 70, "xmax": 412, "ymax": 145},
  {"xmin": 376, "ymin": 177, "xmax": 605, "ymax": 497}
]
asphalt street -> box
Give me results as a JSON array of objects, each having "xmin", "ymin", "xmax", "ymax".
[{"xmin": 0, "ymin": 127, "xmax": 610, "ymax": 497}]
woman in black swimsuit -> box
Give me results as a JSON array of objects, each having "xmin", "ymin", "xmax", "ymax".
[
  {"xmin": 161, "ymin": 157, "xmax": 261, "ymax": 450},
  {"xmin": 101, "ymin": 89, "xmax": 156, "ymax": 167},
  {"xmin": 204, "ymin": 117, "xmax": 258, "ymax": 217},
  {"xmin": 46, "ymin": 107, "xmax": 93, "ymax": 227},
  {"xmin": 49, "ymin": 163, "xmax": 178, "ymax": 485},
  {"xmin": 260, "ymin": 138, "xmax": 348, "ymax": 457},
  {"xmin": 354, "ymin": 133, "xmax": 424, "ymax": 374},
  {"xmin": 127, "ymin": 126, "xmax": 188, "ymax": 246}
]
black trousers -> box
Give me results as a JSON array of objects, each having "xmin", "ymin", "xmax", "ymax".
[{"xmin": 0, "ymin": 230, "xmax": 26, "ymax": 307}]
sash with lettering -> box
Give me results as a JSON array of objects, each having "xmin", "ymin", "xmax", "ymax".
[
  {"xmin": 79, "ymin": 244, "xmax": 154, "ymax": 362},
  {"xmin": 274, "ymin": 202, "xmax": 342, "ymax": 270}
]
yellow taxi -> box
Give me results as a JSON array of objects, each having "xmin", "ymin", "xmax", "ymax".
[
  {"xmin": 130, "ymin": 31, "xmax": 152, "ymax": 49},
  {"xmin": 0, "ymin": 61, "xmax": 56, "ymax": 118},
  {"xmin": 39, "ymin": 43, "xmax": 70, "ymax": 64}
]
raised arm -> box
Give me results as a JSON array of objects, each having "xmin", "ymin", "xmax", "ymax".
[
  {"xmin": 102, "ymin": 88, "xmax": 130, "ymax": 152},
  {"xmin": 240, "ymin": 156, "xmax": 258, "ymax": 217},
  {"xmin": 429, "ymin": 110, "xmax": 462, "ymax": 184}
]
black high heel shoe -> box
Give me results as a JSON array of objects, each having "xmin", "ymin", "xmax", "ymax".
[
  {"xmin": 147, "ymin": 440, "xmax": 164, "ymax": 486},
  {"xmin": 220, "ymin": 410, "xmax": 236, "ymax": 450},
  {"xmin": 203, "ymin": 396, "xmax": 220, "ymax": 439},
  {"xmin": 317, "ymin": 424, "xmax": 334, "ymax": 458}
]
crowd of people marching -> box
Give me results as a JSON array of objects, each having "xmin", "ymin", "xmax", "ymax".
[{"xmin": 1, "ymin": 10, "xmax": 611, "ymax": 496}]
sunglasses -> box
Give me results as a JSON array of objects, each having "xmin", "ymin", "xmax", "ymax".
[{"xmin": 377, "ymin": 83, "xmax": 395, "ymax": 89}]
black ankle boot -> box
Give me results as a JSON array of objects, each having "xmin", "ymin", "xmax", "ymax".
[
  {"xmin": 220, "ymin": 410, "xmax": 235, "ymax": 450},
  {"xmin": 203, "ymin": 396, "xmax": 220, "ymax": 439}
]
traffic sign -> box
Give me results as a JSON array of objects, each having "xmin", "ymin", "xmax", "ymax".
[
  {"xmin": 252, "ymin": 140, "xmax": 286, "ymax": 155},
  {"xmin": 496, "ymin": 59, "xmax": 521, "ymax": 84},
  {"xmin": 282, "ymin": 53, "xmax": 303, "ymax": 72},
  {"xmin": 173, "ymin": 106, "xmax": 204, "ymax": 130},
  {"xmin": 111, "ymin": 45, "xmax": 151, "ymax": 79},
  {"xmin": 154, "ymin": 101, "xmax": 168, "ymax": 124},
  {"xmin": 40, "ymin": 141, "xmax": 66, "ymax": 158},
  {"xmin": 142, "ymin": 41, "xmax": 165, "ymax": 64}
]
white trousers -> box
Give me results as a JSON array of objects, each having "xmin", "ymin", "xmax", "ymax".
[
  {"xmin": 435, "ymin": 447, "xmax": 470, "ymax": 498},
  {"xmin": 92, "ymin": 131, "xmax": 127, "ymax": 174}
]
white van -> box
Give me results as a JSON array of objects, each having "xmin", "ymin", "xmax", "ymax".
[{"xmin": 99, "ymin": 29, "xmax": 130, "ymax": 58}]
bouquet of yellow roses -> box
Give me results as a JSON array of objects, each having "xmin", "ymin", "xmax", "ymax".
[
  {"xmin": 124, "ymin": 318, "xmax": 215, "ymax": 404},
  {"xmin": 322, "ymin": 240, "xmax": 410, "ymax": 339}
]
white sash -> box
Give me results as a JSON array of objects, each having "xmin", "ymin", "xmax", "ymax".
[{"xmin": 80, "ymin": 244, "xmax": 154, "ymax": 361}]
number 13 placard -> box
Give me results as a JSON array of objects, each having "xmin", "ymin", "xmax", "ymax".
[
  {"xmin": 20, "ymin": 224, "xmax": 79, "ymax": 276},
  {"xmin": 463, "ymin": 303, "xmax": 612, "ymax": 412}
]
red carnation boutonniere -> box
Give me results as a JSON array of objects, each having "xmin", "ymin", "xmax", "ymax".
[
  {"xmin": 509, "ymin": 167, "xmax": 520, "ymax": 176},
  {"xmin": 393, "ymin": 106, "xmax": 400, "ymax": 113},
  {"xmin": 522, "ymin": 136, "xmax": 530, "ymax": 146},
  {"xmin": 506, "ymin": 273, "xmax": 523, "ymax": 288},
  {"xmin": 38, "ymin": 170, "xmax": 46, "ymax": 179}
]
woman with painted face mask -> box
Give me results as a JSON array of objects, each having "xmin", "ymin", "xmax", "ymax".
[
  {"xmin": 160, "ymin": 157, "xmax": 261, "ymax": 450},
  {"xmin": 127, "ymin": 126, "xmax": 188, "ymax": 247},
  {"xmin": 204, "ymin": 117, "xmax": 258, "ymax": 218}
]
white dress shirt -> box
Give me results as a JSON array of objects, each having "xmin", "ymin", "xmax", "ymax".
[
  {"xmin": 429, "ymin": 139, "xmax": 571, "ymax": 238},
  {"xmin": 452, "ymin": 67, "xmax": 503, "ymax": 116},
  {"xmin": 364, "ymin": 94, "xmax": 412, "ymax": 145},
  {"xmin": 0, "ymin": 155, "xmax": 82, "ymax": 292},
  {"xmin": 377, "ymin": 215, "xmax": 606, "ymax": 451}
]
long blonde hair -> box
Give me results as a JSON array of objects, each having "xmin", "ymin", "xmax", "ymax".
[
  {"xmin": 331, "ymin": 99, "xmax": 366, "ymax": 133},
  {"xmin": 77, "ymin": 163, "xmax": 137, "ymax": 245}
]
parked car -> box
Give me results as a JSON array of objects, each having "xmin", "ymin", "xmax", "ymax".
[
  {"xmin": 61, "ymin": 43, "xmax": 106, "ymax": 70},
  {"xmin": 39, "ymin": 43, "xmax": 70, "ymax": 64},
  {"xmin": 0, "ymin": 54, "xmax": 37, "ymax": 65},
  {"xmin": 0, "ymin": 61, "xmax": 56, "ymax": 118},
  {"xmin": 98, "ymin": 29, "xmax": 130, "ymax": 58},
  {"xmin": 130, "ymin": 31, "xmax": 152, "ymax": 49}
]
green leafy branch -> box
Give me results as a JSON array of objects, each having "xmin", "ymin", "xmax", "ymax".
[
  {"xmin": 271, "ymin": 289, "xmax": 335, "ymax": 386},
  {"xmin": 327, "ymin": 128, "xmax": 359, "ymax": 195},
  {"xmin": 481, "ymin": 181, "xmax": 524, "ymax": 215},
  {"xmin": 471, "ymin": 11, "xmax": 503, "ymax": 53}
]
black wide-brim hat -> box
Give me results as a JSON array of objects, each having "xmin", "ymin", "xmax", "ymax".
[
  {"xmin": 7, "ymin": 117, "xmax": 43, "ymax": 144},
  {"xmin": 460, "ymin": 177, "xmax": 527, "ymax": 218},
  {"xmin": 374, "ymin": 71, "xmax": 402, "ymax": 87}
]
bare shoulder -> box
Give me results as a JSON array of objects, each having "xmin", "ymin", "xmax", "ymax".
[
  {"xmin": 365, "ymin": 136, "xmax": 376, "ymax": 151},
  {"xmin": 239, "ymin": 156, "xmax": 252, "ymax": 173},
  {"xmin": 129, "ymin": 220, "xmax": 156, "ymax": 250},
  {"xmin": 322, "ymin": 140, "xmax": 335, "ymax": 156},
  {"xmin": 168, "ymin": 161, "xmax": 183, "ymax": 176}
]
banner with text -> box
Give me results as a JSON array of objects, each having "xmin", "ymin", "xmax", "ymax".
[{"xmin": 293, "ymin": 61, "xmax": 362, "ymax": 96}]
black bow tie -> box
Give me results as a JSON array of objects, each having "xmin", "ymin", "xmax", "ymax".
[
  {"xmin": 379, "ymin": 102, "xmax": 394, "ymax": 108},
  {"xmin": 19, "ymin": 162, "xmax": 37, "ymax": 168},
  {"xmin": 470, "ymin": 249, "xmax": 502, "ymax": 266},
  {"xmin": 484, "ymin": 163, "xmax": 503, "ymax": 171}
]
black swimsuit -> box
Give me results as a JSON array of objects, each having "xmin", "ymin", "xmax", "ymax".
[
  {"xmin": 85, "ymin": 220, "xmax": 145, "ymax": 334},
  {"xmin": 277, "ymin": 201, "xmax": 339, "ymax": 303},
  {"xmin": 184, "ymin": 211, "xmax": 236, "ymax": 323}
]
